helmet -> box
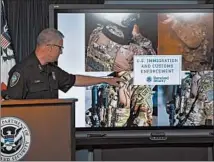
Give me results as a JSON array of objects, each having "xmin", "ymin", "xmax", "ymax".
[
  {"xmin": 99, "ymin": 13, "xmax": 140, "ymax": 45},
  {"xmin": 121, "ymin": 13, "xmax": 140, "ymax": 28},
  {"xmin": 100, "ymin": 13, "xmax": 140, "ymax": 28}
]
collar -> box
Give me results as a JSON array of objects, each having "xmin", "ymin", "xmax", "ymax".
[{"xmin": 31, "ymin": 52, "xmax": 47, "ymax": 73}]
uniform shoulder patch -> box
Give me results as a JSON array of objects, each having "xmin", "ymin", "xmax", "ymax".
[{"xmin": 10, "ymin": 72, "xmax": 21, "ymax": 87}]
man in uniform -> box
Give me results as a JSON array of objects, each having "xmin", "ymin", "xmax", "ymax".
[
  {"xmin": 167, "ymin": 71, "xmax": 214, "ymax": 126},
  {"xmin": 162, "ymin": 13, "xmax": 213, "ymax": 71},
  {"xmin": 85, "ymin": 71, "xmax": 155, "ymax": 127},
  {"xmin": 86, "ymin": 13, "xmax": 156, "ymax": 72},
  {"xmin": 107, "ymin": 71, "xmax": 154, "ymax": 127},
  {"xmin": 6, "ymin": 28, "xmax": 123, "ymax": 99},
  {"xmin": 115, "ymin": 71, "xmax": 154, "ymax": 127}
]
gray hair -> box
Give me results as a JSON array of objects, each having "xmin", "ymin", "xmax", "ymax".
[{"xmin": 37, "ymin": 28, "xmax": 64, "ymax": 46}]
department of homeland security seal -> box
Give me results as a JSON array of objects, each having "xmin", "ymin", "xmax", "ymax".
[{"xmin": 1, "ymin": 117, "xmax": 31, "ymax": 161}]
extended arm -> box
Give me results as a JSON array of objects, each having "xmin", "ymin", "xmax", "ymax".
[
  {"xmin": 74, "ymin": 75, "xmax": 122, "ymax": 87},
  {"xmin": 56, "ymin": 66, "xmax": 123, "ymax": 93}
]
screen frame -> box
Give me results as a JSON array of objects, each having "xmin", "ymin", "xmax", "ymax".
[
  {"xmin": 49, "ymin": 4, "xmax": 213, "ymax": 28},
  {"xmin": 49, "ymin": 4, "xmax": 214, "ymax": 132}
]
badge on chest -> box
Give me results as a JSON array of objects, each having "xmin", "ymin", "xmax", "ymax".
[
  {"xmin": 34, "ymin": 80, "xmax": 41, "ymax": 83},
  {"xmin": 52, "ymin": 72, "xmax": 56, "ymax": 80}
]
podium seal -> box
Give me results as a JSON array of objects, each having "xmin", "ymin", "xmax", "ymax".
[{"xmin": 1, "ymin": 117, "xmax": 31, "ymax": 161}]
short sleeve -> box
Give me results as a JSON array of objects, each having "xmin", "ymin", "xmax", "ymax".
[
  {"xmin": 7, "ymin": 69, "xmax": 26, "ymax": 99},
  {"xmin": 55, "ymin": 66, "xmax": 76, "ymax": 93}
]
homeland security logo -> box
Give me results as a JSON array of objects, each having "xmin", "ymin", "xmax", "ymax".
[
  {"xmin": 146, "ymin": 76, "xmax": 152, "ymax": 82},
  {"xmin": 1, "ymin": 117, "xmax": 31, "ymax": 161}
]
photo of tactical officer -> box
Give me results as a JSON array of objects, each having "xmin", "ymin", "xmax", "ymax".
[
  {"xmin": 85, "ymin": 71, "xmax": 158, "ymax": 127},
  {"xmin": 158, "ymin": 71, "xmax": 213, "ymax": 126},
  {"xmin": 158, "ymin": 13, "xmax": 213, "ymax": 71},
  {"xmin": 85, "ymin": 13, "xmax": 157, "ymax": 72}
]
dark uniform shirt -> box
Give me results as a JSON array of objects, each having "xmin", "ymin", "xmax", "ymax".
[{"xmin": 7, "ymin": 52, "xmax": 76, "ymax": 99}]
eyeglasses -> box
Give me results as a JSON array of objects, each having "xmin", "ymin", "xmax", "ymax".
[{"xmin": 47, "ymin": 44, "xmax": 64, "ymax": 53}]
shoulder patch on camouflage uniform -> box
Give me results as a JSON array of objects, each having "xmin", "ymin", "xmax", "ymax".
[{"xmin": 10, "ymin": 72, "xmax": 20, "ymax": 87}]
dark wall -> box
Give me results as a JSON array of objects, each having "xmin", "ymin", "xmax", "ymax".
[{"xmin": 4, "ymin": 0, "xmax": 104, "ymax": 63}]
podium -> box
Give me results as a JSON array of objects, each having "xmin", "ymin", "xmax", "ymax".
[{"xmin": 1, "ymin": 98, "xmax": 77, "ymax": 161}]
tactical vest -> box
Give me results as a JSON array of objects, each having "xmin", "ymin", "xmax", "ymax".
[
  {"xmin": 86, "ymin": 25, "xmax": 156, "ymax": 72},
  {"xmin": 175, "ymin": 71, "xmax": 213, "ymax": 126},
  {"xmin": 85, "ymin": 71, "xmax": 154, "ymax": 127}
]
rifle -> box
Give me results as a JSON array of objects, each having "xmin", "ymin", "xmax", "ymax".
[
  {"xmin": 91, "ymin": 83, "xmax": 110, "ymax": 127},
  {"xmin": 91, "ymin": 86, "xmax": 100, "ymax": 127},
  {"xmin": 98, "ymin": 84, "xmax": 109, "ymax": 127},
  {"xmin": 166, "ymin": 86, "xmax": 178, "ymax": 126}
]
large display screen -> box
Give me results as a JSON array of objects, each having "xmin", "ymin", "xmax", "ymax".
[{"xmin": 52, "ymin": 5, "xmax": 213, "ymax": 128}]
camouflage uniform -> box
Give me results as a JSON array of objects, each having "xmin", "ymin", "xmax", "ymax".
[
  {"xmin": 169, "ymin": 15, "xmax": 213, "ymax": 71},
  {"xmin": 85, "ymin": 14, "xmax": 156, "ymax": 126},
  {"xmin": 108, "ymin": 71, "xmax": 154, "ymax": 127},
  {"xmin": 174, "ymin": 71, "xmax": 213, "ymax": 126},
  {"xmin": 86, "ymin": 24, "xmax": 156, "ymax": 72},
  {"xmin": 106, "ymin": 85, "xmax": 118, "ymax": 127}
]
